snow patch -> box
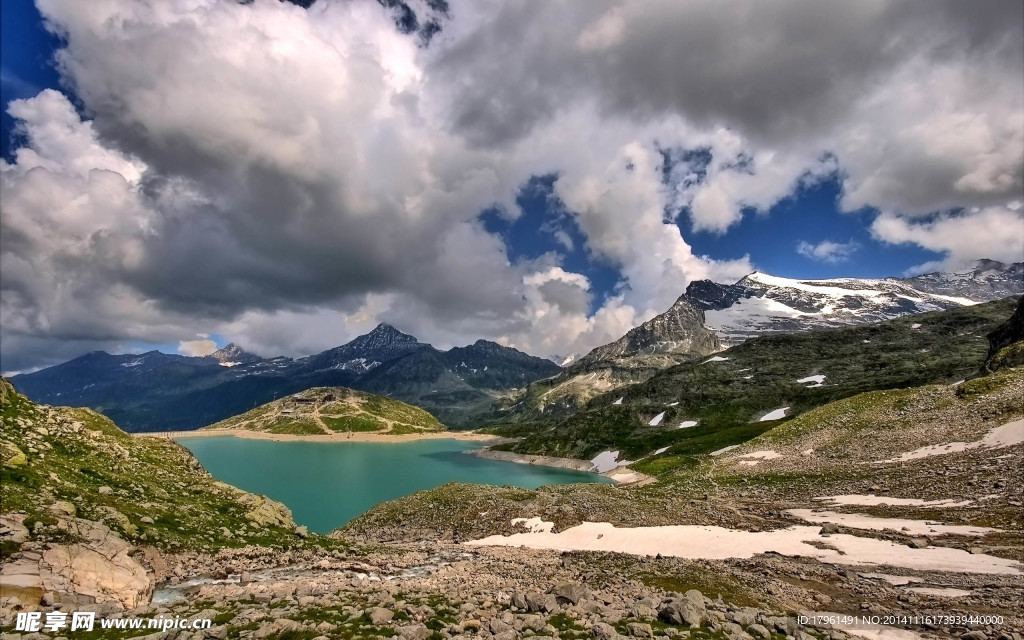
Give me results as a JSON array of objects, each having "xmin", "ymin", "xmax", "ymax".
[
  {"xmin": 653, "ymin": 447, "xmax": 669, "ymax": 455},
  {"xmin": 648, "ymin": 412, "xmax": 665, "ymax": 426},
  {"xmin": 710, "ymin": 445, "xmax": 739, "ymax": 456},
  {"xmin": 701, "ymin": 356, "xmax": 729, "ymax": 364},
  {"xmin": 510, "ymin": 517, "xmax": 553, "ymax": 533},
  {"xmin": 677, "ymin": 420, "xmax": 699, "ymax": 429},
  {"xmin": 911, "ymin": 323, "xmax": 922, "ymax": 329},
  {"xmin": 466, "ymin": 522, "xmax": 1021, "ymax": 574},
  {"xmin": 797, "ymin": 374, "xmax": 826, "ymax": 387},
  {"xmin": 786, "ymin": 510, "xmax": 999, "ymax": 536},
  {"xmin": 590, "ymin": 450, "xmax": 633, "ymax": 473},
  {"xmin": 877, "ymin": 418, "xmax": 1024, "ymax": 463},
  {"xmin": 816, "ymin": 495, "xmax": 973, "ymax": 508},
  {"xmin": 759, "ymin": 407, "xmax": 789, "ymax": 421},
  {"xmin": 612, "ymin": 397, "xmax": 623, "ymax": 405}
]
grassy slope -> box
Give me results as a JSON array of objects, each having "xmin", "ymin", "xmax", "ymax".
[
  {"xmin": 486, "ymin": 297, "xmax": 1018, "ymax": 461},
  {"xmin": 204, "ymin": 386, "xmax": 445, "ymax": 435},
  {"xmin": 0, "ymin": 379, "xmax": 339, "ymax": 557},
  {"xmin": 346, "ymin": 363, "xmax": 1024, "ymax": 540}
]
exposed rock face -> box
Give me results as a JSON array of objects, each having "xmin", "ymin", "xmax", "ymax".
[
  {"xmin": 0, "ymin": 518, "xmax": 152, "ymax": 609},
  {"xmin": 575, "ymin": 297, "xmax": 720, "ymax": 368},
  {"xmin": 238, "ymin": 494, "xmax": 294, "ymax": 528}
]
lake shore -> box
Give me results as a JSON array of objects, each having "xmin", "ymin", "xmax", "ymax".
[
  {"xmin": 471, "ymin": 448, "xmax": 654, "ymax": 486},
  {"xmin": 141, "ymin": 428, "xmax": 514, "ymax": 444}
]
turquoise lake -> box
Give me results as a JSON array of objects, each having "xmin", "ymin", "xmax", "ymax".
[{"xmin": 178, "ymin": 437, "xmax": 609, "ymax": 533}]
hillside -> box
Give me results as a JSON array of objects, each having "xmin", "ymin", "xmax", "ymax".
[
  {"xmin": 10, "ymin": 323, "xmax": 560, "ymax": 431},
  {"xmin": 205, "ymin": 386, "xmax": 446, "ymax": 435},
  {"xmin": 488, "ymin": 296, "xmax": 1021, "ymax": 461},
  {"xmin": 0, "ymin": 378, "xmax": 328, "ymax": 608}
]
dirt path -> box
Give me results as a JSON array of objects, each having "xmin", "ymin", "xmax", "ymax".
[{"xmin": 310, "ymin": 405, "xmax": 334, "ymax": 435}]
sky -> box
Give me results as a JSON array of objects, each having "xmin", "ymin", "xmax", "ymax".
[{"xmin": 1, "ymin": 0, "xmax": 1022, "ymax": 374}]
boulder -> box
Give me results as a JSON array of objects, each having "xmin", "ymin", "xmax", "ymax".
[
  {"xmin": 368, "ymin": 607, "xmax": 395, "ymax": 625},
  {"xmin": 238, "ymin": 493, "xmax": 294, "ymax": 528},
  {"xmin": 659, "ymin": 598, "xmax": 704, "ymax": 628},
  {"xmin": 398, "ymin": 624, "xmax": 431, "ymax": 640},
  {"xmin": 0, "ymin": 518, "xmax": 151, "ymax": 609},
  {"xmin": 627, "ymin": 622, "xmax": 654, "ymax": 637},
  {"xmin": 525, "ymin": 591, "xmax": 559, "ymax": 613},
  {"xmin": 550, "ymin": 581, "xmax": 591, "ymax": 604}
]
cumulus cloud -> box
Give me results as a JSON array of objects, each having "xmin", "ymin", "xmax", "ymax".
[
  {"xmin": 871, "ymin": 205, "xmax": 1024, "ymax": 273},
  {"xmin": 177, "ymin": 338, "xmax": 217, "ymax": 357},
  {"xmin": 1, "ymin": 0, "xmax": 1020, "ymax": 372},
  {"xmin": 796, "ymin": 239, "xmax": 860, "ymax": 264}
]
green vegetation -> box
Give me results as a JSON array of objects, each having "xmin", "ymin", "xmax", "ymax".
[
  {"xmin": 204, "ymin": 386, "xmax": 445, "ymax": 435},
  {"xmin": 0, "ymin": 379, "xmax": 344, "ymax": 553},
  {"xmin": 488, "ymin": 297, "xmax": 1020, "ymax": 460}
]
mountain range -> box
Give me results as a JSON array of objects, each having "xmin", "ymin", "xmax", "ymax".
[
  {"xmin": 685, "ymin": 259, "xmax": 1023, "ymax": 345},
  {"xmin": 8, "ymin": 324, "xmax": 560, "ymax": 431},
  {"xmin": 10, "ymin": 260, "xmax": 1020, "ymax": 431},
  {"xmin": 491, "ymin": 260, "xmax": 1022, "ymax": 421}
]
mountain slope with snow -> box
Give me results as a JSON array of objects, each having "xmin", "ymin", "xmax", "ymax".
[{"xmin": 685, "ymin": 260, "xmax": 1022, "ymax": 345}]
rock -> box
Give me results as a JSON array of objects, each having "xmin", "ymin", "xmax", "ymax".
[
  {"xmin": 0, "ymin": 513, "xmax": 29, "ymax": 544},
  {"xmin": 295, "ymin": 525, "xmax": 309, "ymax": 538},
  {"xmin": 551, "ymin": 581, "xmax": 591, "ymax": 604},
  {"xmin": 962, "ymin": 633, "xmax": 987, "ymax": 640},
  {"xmin": 490, "ymin": 619, "xmax": 514, "ymax": 634},
  {"xmin": 683, "ymin": 589, "xmax": 706, "ymax": 611},
  {"xmin": 748, "ymin": 624, "xmax": 771, "ymax": 639},
  {"xmin": 722, "ymin": 622, "xmax": 752, "ymax": 640},
  {"xmin": 525, "ymin": 591, "xmax": 558, "ymax": 613},
  {"xmin": 219, "ymin": 527, "xmax": 233, "ymax": 539},
  {"xmin": 908, "ymin": 538, "xmax": 930, "ymax": 549},
  {"xmin": 0, "ymin": 518, "xmax": 151, "ymax": 609},
  {"xmin": 369, "ymin": 607, "xmax": 395, "ymax": 625},
  {"xmin": 255, "ymin": 619, "xmax": 303, "ymax": 638},
  {"xmin": 140, "ymin": 516, "xmax": 154, "ymax": 525},
  {"xmin": 1, "ymin": 442, "xmax": 27, "ymax": 467},
  {"xmin": 659, "ymin": 598, "xmax": 704, "ymax": 628},
  {"xmin": 819, "ymin": 523, "xmax": 839, "ymax": 534},
  {"xmin": 729, "ymin": 608, "xmax": 759, "ymax": 627},
  {"xmin": 521, "ymin": 614, "xmax": 547, "ymax": 632},
  {"xmin": 592, "ymin": 621, "xmax": 620, "ymax": 639},
  {"xmin": 51, "ymin": 501, "xmax": 76, "ymax": 516},
  {"xmin": 512, "ymin": 591, "xmax": 528, "ymax": 610},
  {"xmin": 461, "ymin": 620, "xmax": 482, "ymax": 632},
  {"xmin": 627, "ymin": 622, "xmax": 654, "ymax": 637},
  {"xmin": 493, "ymin": 632, "xmax": 519, "ymax": 640},
  {"xmin": 237, "ymin": 493, "xmax": 294, "ymax": 528},
  {"xmin": 98, "ymin": 486, "xmax": 113, "ymax": 495},
  {"xmin": 398, "ymin": 624, "xmax": 431, "ymax": 640}
]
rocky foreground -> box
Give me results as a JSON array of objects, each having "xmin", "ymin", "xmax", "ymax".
[{"xmin": 2, "ymin": 337, "xmax": 1024, "ymax": 638}]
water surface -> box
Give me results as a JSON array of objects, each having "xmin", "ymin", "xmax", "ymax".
[{"xmin": 179, "ymin": 436, "xmax": 609, "ymax": 533}]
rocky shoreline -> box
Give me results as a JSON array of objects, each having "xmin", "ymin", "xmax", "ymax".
[
  {"xmin": 142, "ymin": 428, "xmax": 509, "ymax": 444},
  {"xmin": 471, "ymin": 449, "xmax": 654, "ymax": 486}
]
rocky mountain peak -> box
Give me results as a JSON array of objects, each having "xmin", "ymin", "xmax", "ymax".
[
  {"xmin": 576, "ymin": 296, "xmax": 720, "ymax": 368},
  {"xmin": 210, "ymin": 343, "xmax": 261, "ymax": 364},
  {"xmin": 365, "ymin": 323, "xmax": 419, "ymax": 344}
]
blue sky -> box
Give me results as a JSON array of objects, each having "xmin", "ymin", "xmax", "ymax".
[{"xmin": 0, "ymin": 0, "xmax": 1018, "ymax": 371}]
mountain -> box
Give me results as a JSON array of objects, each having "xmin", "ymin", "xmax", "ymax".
[
  {"xmin": 487, "ymin": 296, "xmax": 1020, "ymax": 460},
  {"xmin": 205, "ymin": 386, "xmax": 445, "ymax": 435},
  {"xmin": 497, "ymin": 296, "xmax": 720, "ymax": 419},
  {"xmin": 685, "ymin": 260, "xmax": 1023, "ymax": 345},
  {"xmin": 9, "ymin": 325, "xmax": 560, "ymax": 431}
]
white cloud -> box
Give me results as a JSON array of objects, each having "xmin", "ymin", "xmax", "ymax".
[
  {"xmin": 1, "ymin": 0, "xmax": 1020, "ymax": 371},
  {"xmin": 871, "ymin": 206, "xmax": 1024, "ymax": 273},
  {"xmin": 796, "ymin": 239, "xmax": 860, "ymax": 263},
  {"xmin": 177, "ymin": 338, "xmax": 217, "ymax": 357}
]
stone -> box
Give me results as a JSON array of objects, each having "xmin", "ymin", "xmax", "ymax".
[
  {"xmin": 255, "ymin": 619, "xmax": 303, "ymax": 638},
  {"xmin": 962, "ymin": 633, "xmax": 988, "ymax": 640},
  {"xmin": 398, "ymin": 624, "xmax": 431, "ymax": 640},
  {"xmin": 551, "ymin": 581, "xmax": 591, "ymax": 604},
  {"xmin": 748, "ymin": 624, "xmax": 771, "ymax": 639},
  {"xmin": 627, "ymin": 622, "xmax": 654, "ymax": 637},
  {"xmin": 908, "ymin": 538, "xmax": 930, "ymax": 549},
  {"xmin": 295, "ymin": 525, "xmax": 309, "ymax": 538},
  {"xmin": 525, "ymin": 591, "xmax": 559, "ymax": 613},
  {"xmin": 659, "ymin": 598, "xmax": 704, "ymax": 628},
  {"xmin": 369, "ymin": 607, "xmax": 395, "ymax": 625},
  {"xmin": 461, "ymin": 620, "xmax": 482, "ymax": 632},
  {"xmin": 592, "ymin": 621, "xmax": 620, "ymax": 639},
  {"xmin": 140, "ymin": 516, "xmax": 154, "ymax": 525},
  {"xmin": 1, "ymin": 442, "xmax": 27, "ymax": 467},
  {"xmin": 98, "ymin": 486, "xmax": 113, "ymax": 495},
  {"xmin": 819, "ymin": 523, "xmax": 839, "ymax": 534},
  {"xmin": 237, "ymin": 493, "xmax": 294, "ymax": 528}
]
